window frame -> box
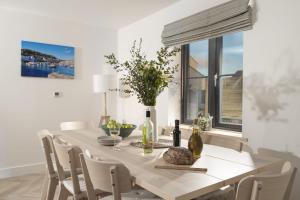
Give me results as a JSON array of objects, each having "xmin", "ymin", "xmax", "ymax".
[{"xmin": 181, "ymin": 36, "xmax": 242, "ymax": 132}]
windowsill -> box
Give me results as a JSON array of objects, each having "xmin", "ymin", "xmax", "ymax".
[{"xmin": 179, "ymin": 124, "xmax": 248, "ymax": 142}]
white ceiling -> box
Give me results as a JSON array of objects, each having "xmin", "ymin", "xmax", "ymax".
[{"xmin": 0, "ymin": 0, "xmax": 179, "ymax": 29}]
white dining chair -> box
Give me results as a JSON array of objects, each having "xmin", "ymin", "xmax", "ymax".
[
  {"xmin": 37, "ymin": 130, "xmax": 58, "ymax": 200},
  {"xmin": 179, "ymin": 129, "xmax": 245, "ymax": 152},
  {"xmin": 52, "ymin": 138, "xmax": 107, "ymax": 200},
  {"xmin": 240, "ymin": 142, "xmax": 254, "ymax": 154},
  {"xmin": 201, "ymin": 134, "xmax": 244, "ymax": 152},
  {"xmin": 37, "ymin": 130, "xmax": 77, "ymax": 200},
  {"xmin": 188, "ymin": 129, "xmax": 246, "ymax": 198},
  {"xmin": 79, "ymin": 152, "xmax": 161, "ymax": 200},
  {"xmin": 235, "ymin": 161, "xmax": 295, "ymax": 200},
  {"xmin": 282, "ymin": 162, "xmax": 297, "ymax": 200},
  {"xmin": 60, "ymin": 121, "xmax": 88, "ymax": 131},
  {"xmin": 198, "ymin": 161, "xmax": 296, "ymax": 200},
  {"xmin": 257, "ymin": 161, "xmax": 297, "ymax": 200}
]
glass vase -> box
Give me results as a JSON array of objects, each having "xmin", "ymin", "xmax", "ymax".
[{"xmin": 147, "ymin": 106, "xmax": 158, "ymax": 143}]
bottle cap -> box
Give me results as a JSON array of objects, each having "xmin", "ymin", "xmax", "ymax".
[
  {"xmin": 175, "ymin": 119, "xmax": 180, "ymax": 126},
  {"xmin": 146, "ymin": 111, "xmax": 150, "ymax": 117}
]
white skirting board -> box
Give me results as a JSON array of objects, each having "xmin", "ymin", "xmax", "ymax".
[{"xmin": 0, "ymin": 162, "xmax": 45, "ymax": 179}]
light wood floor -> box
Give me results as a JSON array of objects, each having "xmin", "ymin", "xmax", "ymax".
[
  {"xmin": 0, "ymin": 174, "xmax": 76, "ymax": 200},
  {"xmin": 0, "ymin": 174, "xmax": 45, "ymax": 200}
]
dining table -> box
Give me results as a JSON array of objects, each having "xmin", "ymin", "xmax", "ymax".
[{"xmin": 50, "ymin": 129, "xmax": 283, "ymax": 200}]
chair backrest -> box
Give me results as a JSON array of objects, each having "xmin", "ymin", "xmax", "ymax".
[
  {"xmin": 281, "ymin": 162, "xmax": 297, "ymax": 200},
  {"xmin": 178, "ymin": 129, "xmax": 245, "ymax": 152},
  {"xmin": 79, "ymin": 153, "xmax": 132, "ymax": 200},
  {"xmin": 256, "ymin": 160, "xmax": 297, "ymax": 200},
  {"xmin": 52, "ymin": 137, "xmax": 72, "ymax": 171},
  {"xmin": 241, "ymin": 142, "xmax": 254, "ymax": 154},
  {"xmin": 235, "ymin": 161, "xmax": 294, "ymax": 200},
  {"xmin": 60, "ymin": 121, "xmax": 88, "ymax": 131},
  {"xmin": 52, "ymin": 138, "xmax": 83, "ymax": 195},
  {"xmin": 202, "ymin": 133, "xmax": 244, "ymax": 152},
  {"xmin": 37, "ymin": 129, "xmax": 56, "ymax": 176}
]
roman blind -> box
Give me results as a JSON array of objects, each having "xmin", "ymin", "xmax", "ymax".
[{"xmin": 161, "ymin": 0, "xmax": 253, "ymax": 46}]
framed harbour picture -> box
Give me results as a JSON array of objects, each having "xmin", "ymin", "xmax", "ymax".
[{"xmin": 21, "ymin": 41, "xmax": 75, "ymax": 79}]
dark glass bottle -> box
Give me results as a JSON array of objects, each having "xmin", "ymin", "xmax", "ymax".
[
  {"xmin": 173, "ymin": 119, "xmax": 181, "ymax": 147},
  {"xmin": 188, "ymin": 119, "xmax": 203, "ymax": 159}
]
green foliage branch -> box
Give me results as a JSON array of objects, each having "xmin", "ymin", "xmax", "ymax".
[{"xmin": 105, "ymin": 39, "xmax": 180, "ymax": 106}]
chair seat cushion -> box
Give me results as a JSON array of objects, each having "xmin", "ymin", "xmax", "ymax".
[
  {"xmin": 62, "ymin": 174, "xmax": 106, "ymax": 198},
  {"xmin": 196, "ymin": 186, "xmax": 235, "ymax": 200},
  {"xmin": 51, "ymin": 161, "xmax": 82, "ymax": 179},
  {"xmin": 63, "ymin": 174, "xmax": 87, "ymax": 194},
  {"xmin": 101, "ymin": 189, "xmax": 162, "ymax": 200}
]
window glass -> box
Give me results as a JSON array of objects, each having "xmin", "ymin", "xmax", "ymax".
[
  {"xmin": 189, "ymin": 40, "xmax": 209, "ymax": 77},
  {"xmin": 219, "ymin": 32, "xmax": 243, "ymax": 125},
  {"xmin": 221, "ymin": 32, "xmax": 243, "ymax": 75},
  {"xmin": 186, "ymin": 40, "xmax": 209, "ymax": 120},
  {"xmin": 186, "ymin": 78, "xmax": 208, "ymax": 120},
  {"xmin": 182, "ymin": 32, "xmax": 243, "ymax": 130}
]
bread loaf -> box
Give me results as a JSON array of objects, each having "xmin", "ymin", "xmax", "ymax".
[{"xmin": 163, "ymin": 147, "xmax": 194, "ymax": 165}]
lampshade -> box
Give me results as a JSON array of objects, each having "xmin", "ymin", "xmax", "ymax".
[{"xmin": 93, "ymin": 74, "xmax": 114, "ymax": 93}]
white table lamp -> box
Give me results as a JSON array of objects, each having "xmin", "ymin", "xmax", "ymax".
[{"xmin": 93, "ymin": 74, "xmax": 114, "ymax": 125}]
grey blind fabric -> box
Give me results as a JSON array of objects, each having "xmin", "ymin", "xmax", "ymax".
[{"xmin": 162, "ymin": 0, "xmax": 252, "ymax": 46}]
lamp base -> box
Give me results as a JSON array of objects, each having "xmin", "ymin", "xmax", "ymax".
[{"xmin": 100, "ymin": 115, "xmax": 111, "ymax": 126}]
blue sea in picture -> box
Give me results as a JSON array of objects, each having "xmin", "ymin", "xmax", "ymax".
[{"xmin": 21, "ymin": 41, "xmax": 75, "ymax": 79}]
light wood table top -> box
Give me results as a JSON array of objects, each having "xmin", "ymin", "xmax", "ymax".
[{"xmin": 51, "ymin": 129, "xmax": 282, "ymax": 200}]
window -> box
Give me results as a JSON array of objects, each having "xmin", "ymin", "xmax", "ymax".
[{"xmin": 181, "ymin": 32, "xmax": 243, "ymax": 131}]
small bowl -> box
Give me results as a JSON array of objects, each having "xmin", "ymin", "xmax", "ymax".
[{"xmin": 101, "ymin": 124, "xmax": 137, "ymax": 138}]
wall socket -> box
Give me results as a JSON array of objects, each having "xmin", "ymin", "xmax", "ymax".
[{"xmin": 54, "ymin": 92, "xmax": 61, "ymax": 97}]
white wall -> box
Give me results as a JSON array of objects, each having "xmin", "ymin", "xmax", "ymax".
[
  {"xmin": 117, "ymin": 0, "xmax": 229, "ymax": 126},
  {"xmin": 243, "ymin": 0, "xmax": 300, "ymax": 156},
  {"xmin": 0, "ymin": 8, "xmax": 118, "ymax": 177},
  {"xmin": 117, "ymin": 0, "xmax": 300, "ymax": 199}
]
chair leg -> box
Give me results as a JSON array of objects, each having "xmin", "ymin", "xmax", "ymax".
[
  {"xmin": 47, "ymin": 178, "xmax": 58, "ymax": 200},
  {"xmin": 41, "ymin": 175, "xmax": 49, "ymax": 200},
  {"xmin": 58, "ymin": 184, "xmax": 70, "ymax": 200}
]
